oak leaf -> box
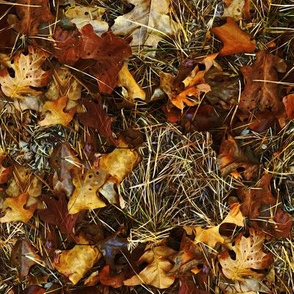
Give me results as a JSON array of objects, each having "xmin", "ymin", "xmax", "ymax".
[
  {"xmin": 0, "ymin": 46, "xmax": 51, "ymax": 99},
  {"xmin": 8, "ymin": 0, "xmax": 54, "ymax": 35},
  {"xmin": 239, "ymin": 50, "xmax": 285, "ymax": 114},
  {"xmin": 0, "ymin": 193, "xmax": 36, "ymax": 223},
  {"xmin": 219, "ymin": 229, "xmax": 273, "ymax": 281},
  {"xmin": 211, "ymin": 18, "xmax": 256, "ymax": 56},
  {"xmin": 38, "ymin": 96, "xmax": 76, "ymax": 127},
  {"xmin": 124, "ymin": 245, "xmax": 177, "ymax": 289},
  {"xmin": 53, "ymin": 234, "xmax": 102, "ymax": 285},
  {"xmin": 111, "ymin": 0, "xmax": 179, "ymax": 53},
  {"xmin": 283, "ymin": 94, "xmax": 294, "ymax": 119}
]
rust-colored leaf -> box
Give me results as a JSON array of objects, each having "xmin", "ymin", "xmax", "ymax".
[
  {"xmin": 99, "ymin": 265, "xmax": 124, "ymax": 288},
  {"xmin": 272, "ymin": 208, "xmax": 293, "ymax": 238},
  {"xmin": 283, "ymin": 94, "xmax": 294, "ymax": 119},
  {"xmin": 211, "ymin": 17, "xmax": 256, "ymax": 56}
]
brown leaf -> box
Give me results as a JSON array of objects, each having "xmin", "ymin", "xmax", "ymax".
[
  {"xmin": 210, "ymin": 17, "xmax": 256, "ymax": 56},
  {"xmin": 10, "ymin": 239, "xmax": 42, "ymax": 279},
  {"xmin": 99, "ymin": 265, "xmax": 124, "ymax": 288},
  {"xmin": 78, "ymin": 98, "xmax": 116, "ymax": 145},
  {"xmin": 0, "ymin": 153, "xmax": 13, "ymax": 184},
  {"xmin": 8, "ymin": 0, "xmax": 54, "ymax": 35},
  {"xmin": 0, "ymin": 193, "xmax": 36, "ymax": 223},
  {"xmin": 283, "ymin": 94, "xmax": 294, "ymax": 119},
  {"xmin": 219, "ymin": 229, "xmax": 273, "ymax": 281},
  {"xmin": 272, "ymin": 208, "xmax": 293, "ymax": 238},
  {"xmin": 239, "ymin": 50, "xmax": 284, "ymax": 114},
  {"xmin": 179, "ymin": 276, "xmax": 209, "ymax": 294},
  {"xmin": 23, "ymin": 285, "xmax": 45, "ymax": 294}
]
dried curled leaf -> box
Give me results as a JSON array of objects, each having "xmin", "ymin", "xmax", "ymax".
[
  {"xmin": 0, "ymin": 193, "xmax": 36, "ymax": 223},
  {"xmin": 219, "ymin": 229, "xmax": 273, "ymax": 281},
  {"xmin": 124, "ymin": 245, "xmax": 177, "ymax": 289},
  {"xmin": 211, "ymin": 17, "xmax": 256, "ymax": 56},
  {"xmin": 0, "ymin": 46, "xmax": 51, "ymax": 99}
]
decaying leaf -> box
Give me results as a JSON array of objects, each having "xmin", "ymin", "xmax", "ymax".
[
  {"xmin": 111, "ymin": 0, "xmax": 179, "ymax": 53},
  {"xmin": 124, "ymin": 245, "xmax": 177, "ymax": 289},
  {"xmin": 219, "ymin": 229, "xmax": 273, "ymax": 281},
  {"xmin": 67, "ymin": 169, "xmax": 108, "ymax": 214},
  {"xmin": 211, "ymin": 18, "xmax": 256, "ymax": 56},
  {"xmin": 218, "ymin": 134, "xmax": 259, "ymax": 180},
  {"xmin": 38, "ymin": 96, "xmax": 76, "ymax": 127},
  {"xmin": 53, "ymin": 234, "xmax": 102, "ymax": 285},
  {"xmin": 117, "ymin": 63, "xmax": 146, "ymax": 103},
  {"xmin": 239, "ymin": 50, "xmax": 285, "ymax": 114},
  {"xmin": 0, "ymin": 153, "xmax": 13, "ymax": 184},
  {"xmin": 65, "ymin": 5, "xmax": 108, "ymax": 36},
  {"xmin": 0, "ymin": 193, "xmax": 36, "ymax": 223},
  {"xmin": 8, "ymin": 0, "xmax": 54, "ymax": 35},
  {"xmin": 223, "ymin": 0, "xmax": 251, "ymax": 20},
  {"xmin": 0, "ymin": 46, "xmax": 51, "ymax": 99},
  {"xmin": 10, "ymin": 239, "xmax": 42, "ymax": 279},
  {"xmin": 283, "ymin": 94, "xmax": 294, "ymax": 119}
]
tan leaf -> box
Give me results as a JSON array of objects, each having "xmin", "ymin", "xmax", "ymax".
[
  {"xmin": 38, "ymin": 96, "xmax": 76, "ymax": 127},
  {"xmin": 67, "ymin": 169, "xmax": 107, "ymax": 214},
  {"xmin": 124, "ymin": 245, "xmax": 176, "ymax": 289},
  {"xmin": 53, "ymin": 235, "xmax": 102, "ymax": 285},
  {"xmin": 223, "ymin": 0, "xmax": 251, "ymax": 20},
  {"xmin": 0, "ymin": 193, "xmax": 36, "ymax": 223},
  {"xmin": 0, "ymin": 46, "xmax": 51, "ymax": 99},
  {"xmin": 219, "ymin": 229, "xmax": 273, "ymax": 281},
  {"xmin": 111, "ymin": 0, "xmax": 178, "ymax": 53},
  {"xmin": 117, "ymin": 63, "xmax": 146, "ymax": 103}
]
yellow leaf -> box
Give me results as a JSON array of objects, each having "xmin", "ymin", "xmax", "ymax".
[
  {"xmin": 53, "ymin": 235, "xmax": 101, "ymax": 285},
  {"xmin": 0, "ymin": 46, "xmax": 51, "ymax": 99},
  {"xmin": 68, "ymin": 169, "xmax": 107, "ymax": 214},
  {"xmin": 124, "ymin": 245, "xmax": 176, "ymax": 289},
  {"xmin": 0, "ymin": 193, "xmax": 36, "ymax": 223},
  {"xmin": 38, "ymin": 96, "xmax": 76, "ymax": 127}
]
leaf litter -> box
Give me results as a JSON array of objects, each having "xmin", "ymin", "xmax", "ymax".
[{"xmin": 0, "ymin": 0, "xmax": 294, "ymax": 294}]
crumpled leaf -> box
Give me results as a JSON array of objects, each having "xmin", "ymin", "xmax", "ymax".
[
  {"xmin": 283, "ymin": 94, "xmax": 294, "ymax": 119},
  {"xmin": 38, "ymin": 96, "xmax": 76, "ymax": 127},
  {"xmin": 111, "ymin": 0, "xmax": 179, "ymax": 53},
  {"xmin": 219, "ymin": 229, "xmax": 273, "ymax": 281},
  {"xmin": 65, "ymin": 5, "xmax": 108, "ymax": 36},
  {"xmin": 7, "ymin": 0, "xmax": 54, "ymax": 35},
  {"xmin": 10, "ymin": 239, "xmax": 42, "ymax": 279},
  {"xmin": 218, "ymin": 134, "xmax": 259, "ymax": 180},
  {"xmin": 39, "ymin": 193, "xmax": 80, "ymax": 239},
  {"xmin": 124, "ymin": 245, "xmax": 177, "ymax": 289},
  {"xmin": 67, "ymin": 169, "xmax": 108, "ymax": 214},
  {"xmin": 239, "ymin": 50, "xmax": 285, "ymax": 114},
  {"xmin": 223, "ymin": 0, "xmax": 251, "ymax": 20},
  {"xmin": 211, "ymin": 17, "xmax": 256, "ymax": 56},
  {"xmin": 0, "ymin": 46, "xmax": 51, "ymax": 99},
  {"xmin": 53, "ymin": 234, "xmax": 102, "ymax": 285},
  {"xmin": 117, "ymin": 63, "xmax": 146, "ymax": 103},
  {"xmin": 0, "ymin": 193, "xmax": 36, "ymax": 223},
  {"xmin": 0, "ymin": 153, "xmax": 13, "ymax": 184}
]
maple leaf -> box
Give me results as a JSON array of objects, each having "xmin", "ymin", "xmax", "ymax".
[
  {"xmin": 0, "ymin": 46, "xmax": 51, "ymax": 99},
  {"xmin": 10, "ymin": 239, "xmax": 42, "ymax": 279},
  {"xmin": 211, "ymin": 18, "xmax": 256, "ymax": 56},
  {"xmin": 0, "ymin": 153, "xmax": 13, "ymax": 184},
  {"xmin": 124, "ymin": 245, "xmax": 177, "ymax": 289},
  {"xmin": 38, "ymin": 193, "xmax": 79, "ymax": 239},
  {"xmin": 239, "ymin": 50, "xmax": 285, "ymax": 114},
  {"xmin": 78, "ymin": 98, "xmax": 116, "ymax": 145},
  {"xmin": 283, "ymin": 94, "xmax": 294, "ymax": 120},
  {"xmin": 53, "ymin": 234, "xmax": 101, "ymax": 285},
  {"xmin": 219, "ymin": 229, "xmax": 273, "ymax": 281},
  {"xmin": 111, "ymin": 0, "xmax": 179, "ymax": 53},
  {"xmin": 38, "ymin": 96, "xmax": 76, "ymax": 127},
  {"xmin": 67, "ymin": 169, "xmax": 108, "ymax": 214},
  {"xmin": 8, "ymin": 0, "xmax": 54, "ymax": 35}
]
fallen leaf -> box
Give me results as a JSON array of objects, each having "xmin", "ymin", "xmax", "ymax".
[
  {"xmin": 0, "ymin": 46, "xmax": 51, "ymax": 99},
  {"xmin": 38, "ymin": 96, "xmax": 76, "ymax": 127},
  {"xmin": 0, "ymin": 193, "xmax": 36, "ymax": 223},
  {"xmin": 218, "ymin": 134, "xmax": 259, "ymax": 180},
  {"xmin": 211, "ymin": 18, "xmax": 256, "ymax": 56},
  {"xmin": 223, "ymin": 0, "xmax": 251, "ymax": 20},
  {"xmin": 111, "ymin": 0, "xmax": 179, "ymax": 53},
  {"xmin": 219, "ymin": 229, "xmax": 273, "ymax": 281},
  {"xmin": 124, "ymin": 245, "xmax": 176, "ymax": 289},
  {"xmin": 0, "ymin": 153, "xmax": 13, "ymax": 184},
  {"xmin": 67, "ymin": 169, "xmax": 107, "ymax": 214},
  {"xmin": 39, "ymin": 193, "xmax": 80, "ymax": 239},
  {"xmin": 272, "ymin": 208, "xmax": 292, "ymax": 238},
  {"xmin": 117, "ymin": 63, "xmax": 146, "ymax": 103},
  {"xmin": 53, "ymin": 234, "xmax": 101, "ymax": 285},
  {"xmin": 23, "ymin": 285, "xmax": 45, "ymax": 294},
  {"xmin": 239, "ymin": 50, "xmax": 285, "ymax": 114},
  {"xmin": 8, "ymin": 0, "xmax": 54, "ymax": 35},
  {"xmin": 99, "ymin": 265, "xmax": 125, "ymax": 288},
  {"xmin": 283, "ymin": 94, "xmax": 294, "ymax": 119},
  {"xmin": 179, "ymin": 276, "xmax": 209, "ymax": 294},
  {"xmin": 10, "ymin": 239, "xmax": 42, "ymax": 279}
]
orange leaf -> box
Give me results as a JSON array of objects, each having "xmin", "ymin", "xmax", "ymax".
[
  {"xmin": 99, "ymin": 265, "xmax": 124, "ymax": 288},
  {"xmin": 211, "ymin": 17, "xmax": 256, "ymax": 56},
  {"xmin": 283, "ymin": 94, "xmax": 294, "ymax": 119}
]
